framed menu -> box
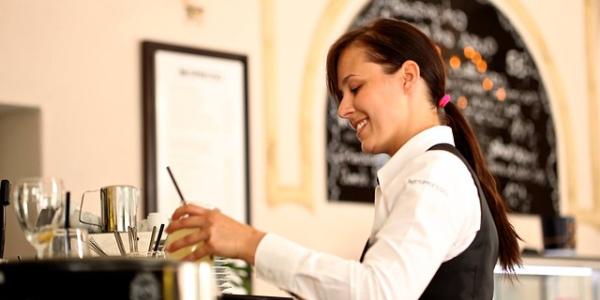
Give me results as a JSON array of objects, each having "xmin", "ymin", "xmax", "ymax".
[{"xmin": 141, "ymin": 41, "xmax": 249, "ymax": 225}]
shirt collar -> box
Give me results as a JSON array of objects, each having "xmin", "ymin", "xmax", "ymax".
[{"xmin": 377, "ymin": 125, "xmax": 455, "ymax": 189}]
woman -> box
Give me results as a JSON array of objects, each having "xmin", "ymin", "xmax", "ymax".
[{"xmin": 166, "ymin": 18, "xmax": 521, "ymax": 299}]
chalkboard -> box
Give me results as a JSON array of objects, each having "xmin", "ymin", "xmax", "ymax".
[{"xmin": 326, "ymin": 0, "xmax": 558, "ymax": 216}]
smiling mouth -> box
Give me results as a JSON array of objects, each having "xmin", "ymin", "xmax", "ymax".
[{"xmin": 356, "ymin": 119, "xmax": 368, "ymax": 137}]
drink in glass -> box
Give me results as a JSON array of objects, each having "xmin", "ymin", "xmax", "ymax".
[{"xmin": 165, "ymin": 228, "xmax": 211, "ymax": 262}]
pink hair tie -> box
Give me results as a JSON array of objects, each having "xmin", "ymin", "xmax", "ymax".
[{"xmin": 438, "ymin": 94, "xmax": 451, "ymax": 108}]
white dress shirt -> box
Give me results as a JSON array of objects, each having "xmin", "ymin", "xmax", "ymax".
[{"xmin": 255, "ymin": 126, "xmax": 481, "ymax": 300}]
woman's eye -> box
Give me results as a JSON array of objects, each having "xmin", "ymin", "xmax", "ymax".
[{"xmin": 350, "ymin": 86, "xmax": 361, "ymax": 94}]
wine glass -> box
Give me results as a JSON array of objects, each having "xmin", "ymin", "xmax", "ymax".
[{"xmin": 12, "ymin": 177, "xmax": 64, "ymax": 258}]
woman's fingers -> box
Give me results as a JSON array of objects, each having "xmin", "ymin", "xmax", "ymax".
[
  {"xmin": 183, "ymin": 246, "xmax": 212, "ymax": 262},
  {"xmin": 165, "ymin": 215, "xmax": 208, "ymax": 233},
  {"xmin": 171, "ymin": 203, "xmax": 209, "ymax": 221},
  {"xmin": 166, "ymin": 229, "xmax": 209, "ymax": 253}
]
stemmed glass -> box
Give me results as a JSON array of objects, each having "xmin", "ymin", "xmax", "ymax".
[{"xmin": 12, "ymin": 177, "xmax": 64, "ymax": 258}]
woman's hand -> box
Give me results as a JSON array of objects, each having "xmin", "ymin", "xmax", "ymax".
[{"xmin": 165, "ymin": 204, "xmax": 265, "ymax": 265}]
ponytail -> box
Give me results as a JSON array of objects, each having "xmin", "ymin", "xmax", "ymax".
[{"xmin": 444, "ymin": 102, "xmax": 522, "ymax": 272}]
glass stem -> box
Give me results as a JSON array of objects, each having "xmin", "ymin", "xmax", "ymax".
[{"xmin": 34, "ymin": 244, "xmax": 46, "ymax": 259}]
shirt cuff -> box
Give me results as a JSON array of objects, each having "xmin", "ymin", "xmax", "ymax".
[{"xmin": 255, "ymin": 233, "xmax": 309, "ymax": 291}]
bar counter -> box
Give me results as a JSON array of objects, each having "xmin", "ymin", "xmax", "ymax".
[{"xmin": 0, "ymin": 257, "xmax": 292, "ymax": 300}]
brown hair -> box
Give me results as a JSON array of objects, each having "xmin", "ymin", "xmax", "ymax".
[{"xmin": 326, "ymin": 18, "xmax": 521, "ymax": 271}]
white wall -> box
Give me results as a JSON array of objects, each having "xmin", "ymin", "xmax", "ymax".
[
  {"xmin": 0, "ymin": 0, "xmax": 262, "ymax": 196},
  {"xmin": 0, "ymin": 0, "xmax": 598, "ymax": 297}
]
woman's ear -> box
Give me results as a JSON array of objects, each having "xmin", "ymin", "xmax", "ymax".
[{"xmin": 397, "ymin": 60, "xmax": 420, "ymax": 93}]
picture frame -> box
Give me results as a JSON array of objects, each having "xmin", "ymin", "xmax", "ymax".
[
  {"xmin": 141, "ymin": 40, "xmax": 250, "ymax": 227},
  {"xmin": 142, "ymin": 41, "xmax": 252, "ymax": 294}
]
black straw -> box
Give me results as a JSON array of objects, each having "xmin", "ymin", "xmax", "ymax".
[
  {"xmin": 148, "ymin": 225, "xmax": 158, "ymax": 252},
  {"xmin": 0, "ymin": 180, "xmax": 9, "ymax": 206},
  {"xmin": 64, "ymin": 192, "xmax": 70, "ymax": 229},
  {"xmin": 65, "ymin": 192, "xmax": 71, "ymax": 254},
  {"xmin": 0, "ymin": 179, "xmax": 10, "ymax": 259},
  {"xmin": 153, "ymin": 224, "xmax": 165, "ymax": 253},
  {"xmin": 166, "ymin": 166, "xmax": 187, "ymax": 205}
]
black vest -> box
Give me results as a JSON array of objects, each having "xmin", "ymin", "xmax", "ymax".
[{"xmin": 359, "ymin": 143, "xmax": 499, "ymax": 300}]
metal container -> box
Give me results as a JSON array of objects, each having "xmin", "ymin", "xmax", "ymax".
[{"xmin": 79, "ymin": 185, "xmax": 138, "ymax": 233}]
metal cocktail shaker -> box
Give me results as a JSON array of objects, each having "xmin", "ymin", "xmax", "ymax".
[{"xmin": 78, "ymin": 185, "xmax": 138, "ymax": 233}]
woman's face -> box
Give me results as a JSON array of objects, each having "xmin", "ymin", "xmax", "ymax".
[{"xmin": 336, "ymin": 45, "xmax": 411, "ymax": 156}]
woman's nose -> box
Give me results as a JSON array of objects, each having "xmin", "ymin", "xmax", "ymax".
[{"xmin": 337, "ymin": 96, "xmax": 354, "ymax": 119}]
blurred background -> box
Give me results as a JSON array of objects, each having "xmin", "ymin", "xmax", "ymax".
[{"xmin": 1, "ymin": 0, "xmax": 599, "ymax": 298}]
